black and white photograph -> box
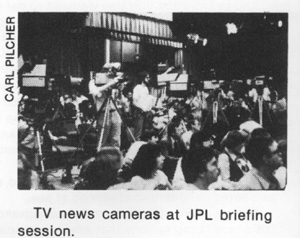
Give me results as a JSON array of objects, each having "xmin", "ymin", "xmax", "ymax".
[
  {"xmin": 1, "ymin": 1, "xmax": 300, "ymax": 237},
  {"xmin": 17, "ymin": 12, "xmax": 288, "ymax": 191}
]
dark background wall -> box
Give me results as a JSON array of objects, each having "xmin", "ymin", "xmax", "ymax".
[{"xmin": 172, "ymin": 13, "xmax": 288, "ymax": 92}]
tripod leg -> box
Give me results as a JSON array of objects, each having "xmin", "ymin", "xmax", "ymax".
[
  {"xmin": 68, "ymin": 96, "xmax": 109, "ymax": 165},
  {"xmin": 109, "ymin": 96, "xmax": 136, "ymax": 143},
  {"xmin": 36, "ymin": 130, "xmax": 44, "ymax": 172},
  {"xmin": 97, "ymin": 98, "xmax": 110, "ymax": 152},
  {"xmin": 35, "ymin": 129, "xmax": 55, "ymax": 189}
]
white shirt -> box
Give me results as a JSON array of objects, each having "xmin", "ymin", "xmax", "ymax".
[
  {"xmin": 127, "ymin": 170, "xmax": 170, "ymax": 190},
  {"xmin": 218, "ymin": 148, "xmax": 252, "ymax": 182},
  {"xmin": 72, "ymin": 95, "xmax": 88, "ymax": 112},
  {"xmin": 89, "ymin": 79, "xmax": 115, "ymax": 111},
  {"xmin": 263, "ymin": 87, "xmax": 271, "ymax": 101},
  {"xmin": 133, "ymin": 84, "xmax": 152, "ymax": 112},
  {"xmin": 123, "ymin": 141, "xmax": 147, "ymax": 165},
  {"xmin": 249, "ymin": 88, "xmax": 258, "ymax": 102}
]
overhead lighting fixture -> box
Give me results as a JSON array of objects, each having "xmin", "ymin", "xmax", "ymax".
[{"xmin": 226, "ymin": 23, "xmax": 238, "ymax": 35}]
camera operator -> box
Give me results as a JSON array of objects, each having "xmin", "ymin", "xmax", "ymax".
[{"xmin": 88, "ymin": 63, "xmax": 123, "ymax": 149}]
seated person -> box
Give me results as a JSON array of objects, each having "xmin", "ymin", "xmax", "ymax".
[
  {"xmin": 76, "ymin": 147, "xmax": 123, "ymax": 190},
  {"xmin": 159, "ymin": 116, "xmax": 187, "ymax": 181},
  {"xmin": 235, "ymin": 128, "xmax": 284, "ymax": 190},
  {"xmin": 273, "ymin": 140, "xmax": 287, "ymax": 189},
  {"xmin": 190, "ymin": 130, "xmax": 215, "ymax": 151},
  {"xmin": 173, "ymin": 147, "xmax": 229, "ymax": 190},
  {"xmin": 218, "ymin": 130, "xmax": 251, "ymax": 182},
  {"xmin": 123, "ymin": 130, "xmax": 159, "ymax": 166},
  {"xmin": 118, "ymin": 130, "xmax": 159, "ymax": 182},
  {"xmin": 110, "ymin": 144, "xmax": 172, "ymax": 190}
]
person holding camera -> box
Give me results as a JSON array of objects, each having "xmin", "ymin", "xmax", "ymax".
[{"xmin": 89, "ymin": 63, "xmax": 123, "ymax": 149}]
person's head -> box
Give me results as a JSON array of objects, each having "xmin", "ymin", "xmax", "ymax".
[
  {"xmin": 168, "ymin": 116, "xmax": 185, "ymax": 138},
  {"xmin": 190, "ymin": 131, "xmax": 214, "ymax": 150},
  {"xmin": 141, "ymin": 130, "xmax": 159, "ymax": 144},
  {"xmin": 86, "ymin": 147, "xmax": 123, "ymax": 189},
  {"xmin": 182, "ymin": 147, "xmax": 219, "ymax": 186},
  {"xmin": 278, "ymin": 140, "xmax": 287, "ymax": 167},
  {"xmin": 131, "ymin": 144, "xmax": 165, "ymax": 179},
  {"xmin": 221, "ymin": 130, "xmax": 247, "ymax": 154},
  {"xmin": 139, "ymin": 71, "xmax": 150, "ymax": 86},
  {"xmin": 245, "ymin": 128, "xmax": 283, "ymax": 170}
]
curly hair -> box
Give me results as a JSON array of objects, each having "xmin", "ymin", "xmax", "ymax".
[{"xmin": 131, "ymin": 144, "xmax": 161, "ymax": 179}]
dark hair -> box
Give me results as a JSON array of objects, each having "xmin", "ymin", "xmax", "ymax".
[
  {"xmin": 131, "ymin": 144, "xmax": 161, "ymax": 179},
  {"xmin": 138, "ymin": 71, "xmax": 149, "ymax": 83},
  {"xmin": 190, "ymin": 130, "xmax": 212, "ymax": 151},
  {"xmin": 245, "ymin": 128, "xmax": 274, "ymax": 168},
  {"xmin": 168, "ymin": 116, "xmax": 182, "ymax": 136},
  {"xmin": 182, "ymin": 147, "xmax": 217, "ymax": 183},
  {"xmin": 141, "ymin": 130, "xmax": 159, "ymax": 142},
  {"xmin": 221, "ymin": 130, "xmax": 247, "ymax": 150},
  {"xmin": 85, "ymin": 147, "xmax": 122, "ymax": 190}
]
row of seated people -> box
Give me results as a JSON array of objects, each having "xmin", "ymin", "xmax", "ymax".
[
  {"xmin": 18, "ymin": 107, "xmax": 286, "ymax": 190},
  {"xmin": 70, "ymin": 117, "xmax": 286, "ymax": 190}
]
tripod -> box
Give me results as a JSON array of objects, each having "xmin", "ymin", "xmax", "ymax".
[
  {"xmin": 250, "ymin": 95, "xmax": 273, "ymax": 128},
  {"xmin": 18, "ymin": 120, "xmax": 56, "ymax": 190},
  {"xmin": 201, "ymin": 90, "xmax": 230, "ymax": 130},
  {"xmin": 96, "ymin": 92, "xmax": 136, "ymax": 152},
  {"xmin": 69, "ymin": 88, "xmax": 136, "ymax": 166}
]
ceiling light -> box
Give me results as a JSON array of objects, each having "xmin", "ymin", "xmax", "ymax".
[{"xmin": 226, "ymin": 23, "xmax": 238, "ymax": 35}]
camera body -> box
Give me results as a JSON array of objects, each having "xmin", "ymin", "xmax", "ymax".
[
  {"xmin": 95, "ymin": 72, "xmax": 115, "ymax": 85},
  {"xmin": 254, "ymin": 75, "xmax": 265, "ymax": 96},
  {"xmin": 94, "ymin": 62, "xmax": 128, "ymax": 86}
]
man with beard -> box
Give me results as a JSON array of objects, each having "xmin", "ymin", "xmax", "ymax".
[
  {"xmin": 236, "ymin": 128, "xmax": 283, "ymax": 190},
  {"xmin": 132, "ymin": 71, "xmax": 153, "ymax": 140}
]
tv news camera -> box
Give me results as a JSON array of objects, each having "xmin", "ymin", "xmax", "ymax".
[
  {"xmin": 94, "ymin": 62, "xmax": 129, "ymax": 86},
  {"xmin": 18, "ymin": 63, "xmax": 85, "ymax": 189},
  {"xmin": 253, "ymin": 75, "xmax": 266, "ymax": 96}
]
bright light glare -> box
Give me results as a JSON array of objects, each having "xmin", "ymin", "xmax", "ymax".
[
  {"xmin": 278, "ymin": 20, "xmax": 283, "ymax": 28},
  {"xmin": 226, "ymin": 23, "xmax": 238, "ymax": 35}
]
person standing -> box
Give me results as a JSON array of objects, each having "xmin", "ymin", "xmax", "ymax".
[
  {"xmin": 89, "ymin": 64, "xmax": 123, "ymax": 149},
  {"xmin": 132, "ymin": 71, "xmax": 153, "ymax": 140}
]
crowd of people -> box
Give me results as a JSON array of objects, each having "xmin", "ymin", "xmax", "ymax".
[{"xmin": 18, "ymin": 65, "xmax": 287, "ymax": 190}]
